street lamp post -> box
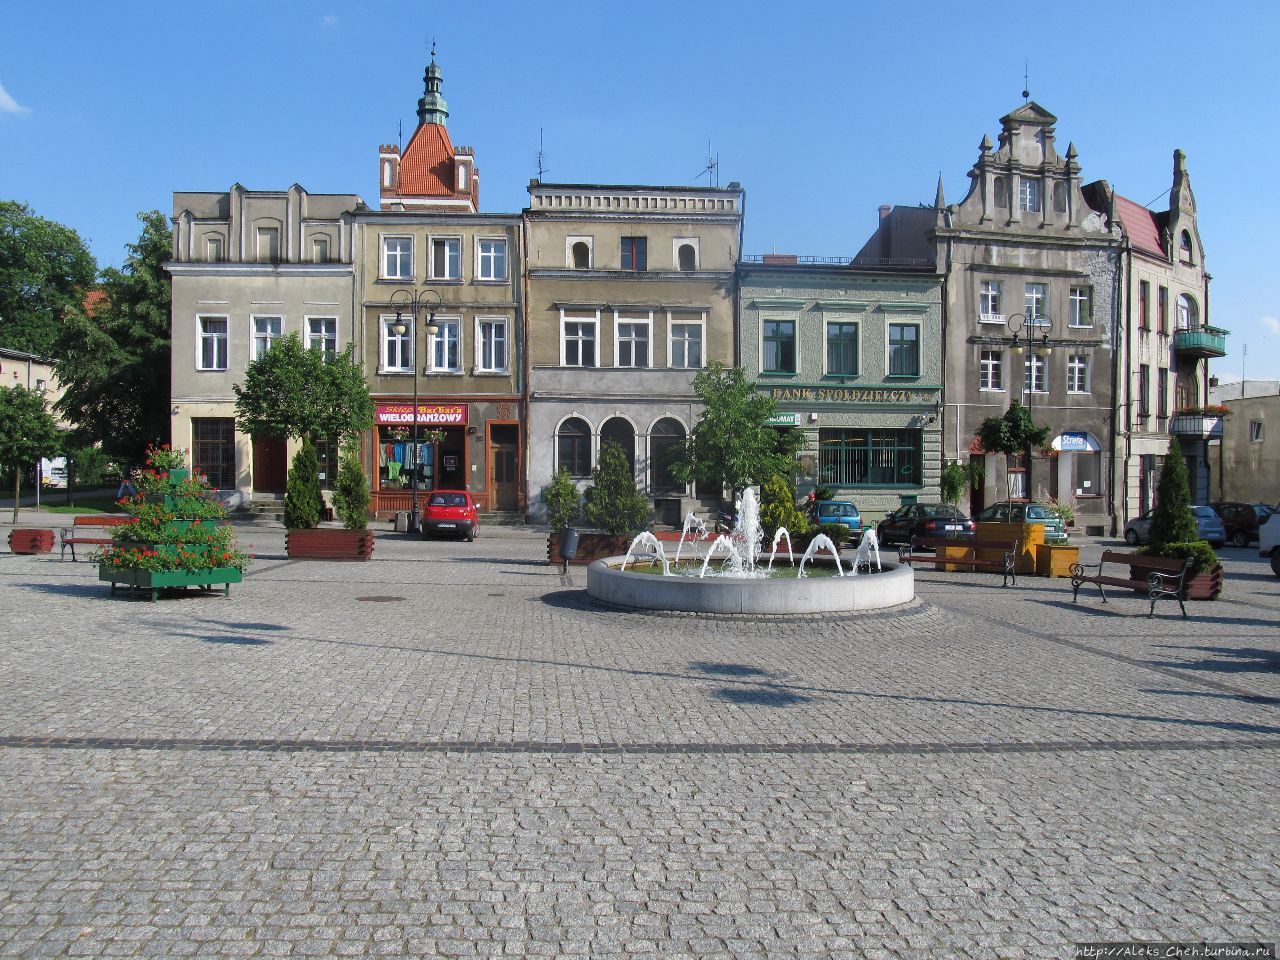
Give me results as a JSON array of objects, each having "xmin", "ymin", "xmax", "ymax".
[
  {"xmin": 1005, "ymin": 312, "xmax": 1054, "ymax": 499},
  {"xmin": 390, "ymin": 288, "xmax": 440, "ymax": 534}
]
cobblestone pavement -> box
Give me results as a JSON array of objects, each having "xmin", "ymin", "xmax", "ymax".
[{"xmin": 1, "ymin": 523, "xmax": 1277, "ymax": 957}]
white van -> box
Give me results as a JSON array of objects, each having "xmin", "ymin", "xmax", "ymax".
[{"xmin": 1258, "ymin": 511, "xmax": 1280, "ymax": 577}]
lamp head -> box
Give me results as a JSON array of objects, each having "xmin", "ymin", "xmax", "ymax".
[{"xmin": 392, "ymin": 311, "xmax": 407, "ymax": 337}]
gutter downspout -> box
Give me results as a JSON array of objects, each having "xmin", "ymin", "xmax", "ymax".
[
  {"xmin": 734, "ymin": 186, "xmax": 746, "ymax": 369},
  {"xmin": 1109, "ymin": 237, "xmax": 1126, "ymax": 537},
  {"xmin": 521, "ymin": 209, "xmax": 532, "ymax": 518}
]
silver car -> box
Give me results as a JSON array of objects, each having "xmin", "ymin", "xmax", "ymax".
[{"xmin": 1124, "ymin": 505, "xmax": 1226, "ymax": 547}]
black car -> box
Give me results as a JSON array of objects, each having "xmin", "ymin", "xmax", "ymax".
[
  {"xmin": 876, "ymin": 503, "xmax": 975, "ymax": 547},
  {"xmin": 1210, "ymin": 501, "xmax": 1275, "ymax": 547}
]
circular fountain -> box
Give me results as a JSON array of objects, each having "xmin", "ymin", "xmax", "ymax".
[{"xmin": 587, "ymin": 489, "xmax": 914, "ymax": 615}]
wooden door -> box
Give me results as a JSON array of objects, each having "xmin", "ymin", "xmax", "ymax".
[
  {"xmin": 252, "ymin": 437, "xmax": 287, "ymax": 494},
  {"xmin": 490, "ymin": 425, "xmax": 519, "ymax": 511}
]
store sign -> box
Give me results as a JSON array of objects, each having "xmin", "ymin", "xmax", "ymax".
[
  {"xmin": 1054, "ymin": 431, "xmax": 1098, "ymax": 452},
  {"xmin": 767, "ymin": 387, "xmax": 922, "ymax": 403},
  {"xmin": 375, "ymin": 403, "xmax": 468, "ymax": 426},
  {"xmin": 765, "ymin": 412, "xmax": 801, "ymax": 426}
]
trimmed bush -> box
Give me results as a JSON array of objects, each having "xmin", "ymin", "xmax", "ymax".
[
  {"xmin": 584, "ymin": 442, "xmax": 648, "ymax": 537},
  {"xmin": 759, "ymin": 474, "xmax": 812, "ymax": 539},
  {"xmin": 283, "ymin": 439, "xmax": 322, "ymax": 530},
  {"xmin": 1141, "ymin": 539, "xmax": 1218, "ymax": 577},
  {"xmin": 543, "ymin": 467, "xmax": 581, "ymax": 530},
  {"xmin": 332, "ymin": 449, "xmax": 371, "ymax": 530},
  {"xmin": 818, "ymin": 523, "xmax": 851, "ymax": 547}
]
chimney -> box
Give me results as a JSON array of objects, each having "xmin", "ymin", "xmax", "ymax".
[
  {"xmin": 878, "ymin": 204, "xmax": 892, "ymax": 259},
  {"xmin": 762, "ymin": 254, "xmax": 798, "ymax": 265}
]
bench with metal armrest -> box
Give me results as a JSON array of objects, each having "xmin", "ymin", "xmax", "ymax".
[{"xmin": 1070, "ymin": 549, "xmax": 1190, "ymax": 618}]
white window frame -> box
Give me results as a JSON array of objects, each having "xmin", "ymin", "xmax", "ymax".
[
  {"xmin": 381, "ymin": 235, "xmax": 413, "ymax": 280},
  {"xmin": 1066, "ymin": 354, "xmax": 1090, "ymax": 394},
  {"xmin": 979, "ymin": 349, "xmax": 1004, "ymax": 391},
  {"xmin": 566, "ymin": 236, "xmax": 594, "ymax": 269},
  {"xmin": 379, "ymin": 315, "xmax": 413, "ymax": 373},
  {"xmin": 250, "ymin": 315, "xmax": 283, "ymax": 361},
  {"xmin": 426, "ymin": 317, "xmax": 461, "ymax": 373},
  {"xmin": 306, "ymin": 316, "xmax": 338, "ymax": 357},
  {"xmin": 1069, "ymin": 286, "xmax": 1092, "ymax": 328},
  {"xmin": 475, "ymin": 237, "xmax": 507, "ymax": 282},
  {"xmin": 1019, "ymin": 178, "xmax": 1040, "ymax": 213},
  {"xmin": 1024, "ymin": 282, "xmax": 1049, "ymax": 325},
  {"xmin": 886, "ymin": 321, "xmax": 922, "ymax": 378},
  {"xmin": 613, "ymin": 311, "xmax": 653, "ymax": 368},
  {"xmin": 823, "ymin": 318, "xmax": 861, "ymax": 377},
  {"xmin": 560, "ymin": 310, "xmax": 600, "ymax": 367},
  {"xmin": 196, "ymin": 315, "xmax": 229, "ymax": 371},
  {"xmin": 667, "ymin": 311, "xmax": 706, "ymax": 370},
  {"xmin": 475, "ymin": 316, "xmax": 509, "ymax": 373},
  {"xmin": 1249, "ymin": 420, "xmax": 1264, "ymax": 443},
  {"xmin": 428, "ymin": 235, "xmax": 463, "ymax": 281},
  {"xmin": 672, "ymin": 237, "xmax": 700, "ymax": 271},
  {"xmin": 1023, "ymin": 354, "xmax": 1047, "ymax": 394},
  {"xmin": 979, "ymin": 280, "xmax": 1004, "ymax": 323}
]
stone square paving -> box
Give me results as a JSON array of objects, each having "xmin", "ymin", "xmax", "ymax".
[{"xmin": 0, "ymin": 519, "xmax": 1276, "ymax": 958}]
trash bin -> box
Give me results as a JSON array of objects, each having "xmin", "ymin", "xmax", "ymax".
[{"xmin": 393, "ymin": 510, "xmax": 409, "ymax": 533}]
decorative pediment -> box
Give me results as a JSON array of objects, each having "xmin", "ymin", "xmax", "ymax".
[{"xmin": 1000, "ymin": 101, "xmax": 1057, "ymax": 126}]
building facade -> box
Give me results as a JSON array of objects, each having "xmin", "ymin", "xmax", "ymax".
[
  {"xmin": 933, "ymin": 103, "xmax": 1121, "ymax": 534},
  {"xmin": 168, "ymin": 184, "xmax": 362, "ymax": 503},
  {"xmin": 1209, "ymin": 379, "xmax": 1276, "ymax": 506},
  {"xmin": 737, "ymin": 257, "xmax": 944, "ymax": 522},
  {"xmin": 523, "ymin": 181, "xmax": 743, "ymax": 524}
]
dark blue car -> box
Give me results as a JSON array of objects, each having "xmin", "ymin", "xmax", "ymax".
[{"xmin": 814, "ymin": 500, "xmax": 862, "ymax": 543}]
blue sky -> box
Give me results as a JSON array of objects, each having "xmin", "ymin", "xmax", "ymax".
[{"xmin": 2, "ymin": 0, "xmax": 1275, "ymax": 382}]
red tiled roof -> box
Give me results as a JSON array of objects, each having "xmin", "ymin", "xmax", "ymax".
[
  {"xmin": 1114, "ymin": 194, "xmax": 1166, "ymax": 259},
  {"xmin": 397, "ymin": 122, "xmax": 456, "ymax": 196},
  {"xmin": 82, "ymin": 290, "xmax": 108, "ymax": 316}
]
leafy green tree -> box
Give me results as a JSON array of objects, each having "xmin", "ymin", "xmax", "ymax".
[
  {"xmin": 759, "ymin": 473, "xmax": 812, "ymax": 539},
  {"xmin": 53, "ymin": 211, "xmax": 172, "ymax": 465},
  {"xmin": 670, "ymin": 361, "xmax": 803, "ymax": 499},
  {"xmin": 543, "ymin": 467, "xmax": 581, "ymax": 529},
  {"xmin": 939, "ymin": 461, "xmax": 983, "ymax": 506},
  {"xmin": 1148, "ymin": 435, "xmax": 1199, "ymax": 550},
  {"xmin": 977, "ymin": 400, "xmax": 1050, "ymax": 499},
  {"xmin": 0, "ymin": 201, "xmax": 97, "ymax": 357},
  {"xmin": 234, "ymin": 333, "xmax": 373, "ymax": 444},
  {"xmin": 0, "ymin": 385, "xmax": 63, "ymax": 522},
  {"xmin": 584, "ymin": 441, "xmax": 649, "ymax": 537},
  {"xmin": 332, "ymin": 447, "xmax": 371, "ymax": 530},
  {"xmin": 283, "ymin": 439, "xmax": 322, "ymax": 530}
]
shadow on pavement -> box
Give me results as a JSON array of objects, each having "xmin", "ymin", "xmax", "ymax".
[
  {"xmin": 1149, "ymin": 645, "xmax": 1280, "ymax": 674},
  {"xmin": 1037, "ymin": 597, "xmax": 1280, "ymax": 628}
]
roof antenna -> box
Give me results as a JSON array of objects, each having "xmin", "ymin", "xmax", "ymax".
[
  {"xmin": 398, "ymin": 118, "xmax": 403, "ymax": 154},
  {"xmin": 696, "ymin": 141, "xmax": 719, "ymax": 187},
  {"xmin": 536, "ymin": 128, "xmax": 548, "ymax": 180},
  {"xmin": 1022, "ymin": 61, "xmax": 1030, "ymax": 103},
  {"xmin": 430, "ymin": 37, "xmax": 437, "ymax": 61}
]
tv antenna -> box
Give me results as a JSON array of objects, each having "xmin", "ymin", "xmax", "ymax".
[
  {"xmin": 536, "ymin": 128, "xmax": 548, "ymax": 179},
  {"xmin": 398, "ymin": 119, "xmax": 403, "ymax": 154},
  {"xmin": 1022, "ymin": 61, "xmax": 1030, "ymax": 102},
  {"xmin": 696, "ymin": 141, "xmax": 719, "ymax": 187}
]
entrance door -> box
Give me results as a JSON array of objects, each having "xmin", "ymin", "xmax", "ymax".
[
  {"xmin": 252, "ymin": 437, "xmax": 287, "ymax": 494},
  {"xmin": 490, "ymin": 425, "xmax": 519, "ymax": 511}
]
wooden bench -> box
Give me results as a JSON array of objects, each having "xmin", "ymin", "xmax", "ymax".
[
  {"xmin": 1070, "ymin": 549, "xmax": 1190, "ymax": 618},
  {"xmin": 898, "ymin": 535, "xmax": 1019, "ymax": 587},
  {"xmin": 60, "ymin": 515, "xmax": 133, "ymax": 561}
]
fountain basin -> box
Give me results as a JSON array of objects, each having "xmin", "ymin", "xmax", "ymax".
[{"xmin": 587, "ymin": 556, "xmax": 914, "ymax": 615}]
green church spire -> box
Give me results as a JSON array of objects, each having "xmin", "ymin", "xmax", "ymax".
[{"xmin": 416, "ymin": 43, "xmax": 449, "ymax": 127}]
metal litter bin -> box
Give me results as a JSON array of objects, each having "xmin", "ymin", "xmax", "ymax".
[{"xmin": 393, "ymin": 510, "xmax": 409, "ymax": 533}]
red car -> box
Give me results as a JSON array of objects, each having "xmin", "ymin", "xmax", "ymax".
[{"xmin": 420, "ymin": 490, "xmax": 479, "ymax": 541}]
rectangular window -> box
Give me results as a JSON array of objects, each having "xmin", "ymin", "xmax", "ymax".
[
  {"xmin": 308, "ymin": 317, "xmax": 337, "ymax": 357},
  {"xmin": 1139, "ymin": 281, "xmax": 1150, "ymax": 330},
  {"xmin": 252, "ymin": 316, "xmax": 282, "ymax": 361},
  {"xmin": 1024, "ymin": 283, "xmax": 1048, "ymax": 324},
  {"xmin": 429, "ymin": 320, "xmax": 460, "ymax": 372},
  {"xmin": 312, "ymin": 237, "xmax": 329, "ymax": 263},
  {"xmin": 256, "ymin": 227, "xmax": 280, "ymax": 263},
  {"xmin": 763, "ymin": 320, "xmax": 796, "ymax": 374},
  {"xmin": 979, "ymin": 350, "xmax": 1003, "ymax": 391},
  {"xmin": 1250, "ymin": 420, "xmax": 1264, "ymax": 443},
  {"xmin": 1024, "ymin": 354, "xmax": 1046, "ymax": 394},
  {"xmin": 620, "ymin": 236, "xmax": 647, "ymax": 271},
  {"xmin": 197, "ymin": 317, "xmax": 228, "ymax": 370},
  {"xmin": 381, "ymin": 317, "xmax": 411, "ymax": 371},
  {"xmin": 979, "ymin": 281, "xmax": 1003, "ymax": 322},
  {"xmin": 888, "ymin": 323, "xmax": 920, "ymax": 377},
  {"xmin": 477, "ymin": 318, "xmax": 507, "ymax": 372},
  {"xmin": 1067, "ymin": 354, "xmax": 1089, "ymax": 393},
  {"xmin": 562, "ymin": 319, "xmax": 597, "ymax": 367},
  {"xmin": 430, "ymin": 237, "xmax": 462, "ymax": 280},
  {"xmin": 1157, "ymin": 367, "xmax": 1168, "ymax": 419},
  {"xmin": 192, "ymin": 418, "xmax": 236, "ymax": 490},
  {"xmin": 826, "ymin": 322, "xmax": 859, "ymax": 375},
  {"xmin": 616, "ymin": 319, "xmax": 650, "ymax": 368},
  {"xmin": 477, "ymin": 238, "xmax": 507, "ymax": 281},
  {"xmin": 206, "ymin": 236, "xmax": 224, "ymax": 262},
  {"xmin": 1157, "ymin": 286, "xmax": 1169, "ymax": 334},
  {"xmin": 1019, "ymin": 179, "xmax": 1040, "ymax": 212},
  {"xmin": 1138, "ymin": 363, "xmax": 1150, "ymax": 418},
  {"xmin": 818, "ymin": 428, "xmax": 922, "ymax": 487},
  {"xmin": 1074, "ymin": 452, "xmax": 1101, "ymax": 498},
  {"xmin": 382, "ymin": 237, "xmax": 412, "ymax": 279},
  {"xmin": 1069, "ymin": 287, "xmax": 1092, "ymax": 327},
  {"xmin": 670, "ymin": 322, "xmax": 703, "ymax": 369}
]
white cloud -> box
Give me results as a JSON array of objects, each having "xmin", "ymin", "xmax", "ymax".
[
  {"xmin": 320, "ymin": 14, "xmax": 339, "ymax": 28},
  {"xmin": 1262, "ymin": 316, "xmax": 1280, "ymax": 336},
  {"xmin": 0, "ymin": 81, "xmax": 29, "ymax": 115}
]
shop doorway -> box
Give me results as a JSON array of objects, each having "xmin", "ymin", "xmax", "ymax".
[
  {"xmin": 438, "ymin": 429, "xmax": 466, "ymax": 489},
  {"xmin": 489, "ymin": 424, "xmax": 519, "ymax": 511},
  {"xmin": 252, "ymin": 436, "xmax": 287, "ymax": 494}
]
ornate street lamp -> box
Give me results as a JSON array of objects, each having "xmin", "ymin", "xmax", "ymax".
[
  {"xmin": 1005, "ymin": 312, "xmax": 1054, "ymax": 499},
  {"xmin": 389, "ymin": 288, "xmax": 440, "ymax": 534}
]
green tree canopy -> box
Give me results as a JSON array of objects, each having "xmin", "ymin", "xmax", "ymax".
[
  {"xmin": 584, "ymin": 441, "xmax": 649, "ymax": 537},
  {"xmin": 977, "ymin": 400, "xmax": 1050, "ymax": 498},
  {"xmin": 669, "ymin": 361, "xmax": 802, "ymax": 498},
  {"xmin": 0, "ymin": 200, "xmax": 97, "ymax": 358},
  {"xmin": 0, "ymin": 385, "xmax": 64, "ymax": 521},
  {"xmin": 233, "ymin": 333, "xmax": 374, "ymax": 443},
  {"xmin": 53, "ymin": 210, "xmax": 172, "ymax": 465}
]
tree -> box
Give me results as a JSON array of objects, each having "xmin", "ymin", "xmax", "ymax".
[
  {"xmin": 758, "ymin": 473, "xmax": 812, "ymax": 539},
  {"xmin": 53, "ymin": 210, "xmax": 172, "ymax": 466},
  {"xmin": 332, "ymin": 447, "xmax": 371, "ymax": 530},
  {"xmin": 234, "ymin": 333, "xmax": 374, "ymax": 444},
  {"xmin": 670, "ymin": 361, "xmax": 803, "ymax": 499},
  {"xmin": 1148, "ymin": 435, "xmax": 1198, "ymax": 549},
  {"xmin": 584, "ymin": 441, "xmax": 649, "ymax": 537},
  {"xmin": 0, "ymin": 201, "xmax": 97, "ymax": 357},
  {"xmin": 977, "ymin": 400, "xmax": 1050, "ymax": 499},
  {"xmin": 0, "ymin": 386, "xmax": 63, "ymax": 522},
  {"xmin": 283, "ymin": 439, "xmax": 322, "ymax": 530},
  {"xmin": 543, "ymin": 467, "xmax": 581, "ymax": 530},
  {"xmin": 939, "ymin": 460, "xmax": 983, "ymax": 506}
]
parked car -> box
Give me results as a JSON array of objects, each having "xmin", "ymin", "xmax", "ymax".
[
  {"xmin": 876, "ymin": 503, "xmax": 974, "ymax": 547},
  {"xmin": 420, "ymin": 490, "xmax": 479, "ymax": 541},
  {"xmin": 812, "ymin": 500, "xmax": 863, "ymax": 543},
  {"xmin": 1210, "ymin": 501, "xmax": 1276, "ymax": 547},
  {"xmin": 1123, "ymin": 505, "xmax": 1226, "ymax": 547},
  {"xmin": 974, "ymin": 501, "xmax": 1067, "ymax": 543},
  {"xmin": 1258, "ymin": 511, "xmax": 1280, "ymax": 576}
]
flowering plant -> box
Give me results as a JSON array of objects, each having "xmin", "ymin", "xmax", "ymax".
[
  {"xmin": 1173, "ymin": 404, "xmax": 1231, "ymax": 417},
  {"xmin": 144, "ymin": 444, "xmax": 188, "ymax": 471},
  {"xmin": 95, "ymin": 544, "xmax": 250, "ymax": 573}
]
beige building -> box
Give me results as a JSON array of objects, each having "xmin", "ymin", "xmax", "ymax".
[
  {"xmin": 1209, "ymin": 379, "xmax": 1278, "ymax": 505},
  {"xmin": 167, "ymin": 184, "xmax": 363, "ymax": 502},
  {"xmin": 0, "ymin": 346, "xmax": 64, "ymax": 418},
  {"xmin": 523, "ymin": 181, "xmax": 743, "ymax": 524}
]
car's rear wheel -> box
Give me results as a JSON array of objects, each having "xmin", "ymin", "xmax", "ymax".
[
  {"xmin": 1124, "ymin": 529, "xmax": 1139, "ymax": 545},
  {"xmin": 1232, "ymin": 530, "xmax": 1249, "ymax": 547}
]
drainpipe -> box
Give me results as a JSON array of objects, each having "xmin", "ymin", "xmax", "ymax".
[
  {"xmin": 521, "ymin": 208, "xmax": 532, "ymax": 517},
  {"xmin": 1109, "ymin": 238, "xmax": 1125, "ymax": 537},
  {"xmin": 734, "ymin": 185, "xmax": 746, "ymax": 369}
]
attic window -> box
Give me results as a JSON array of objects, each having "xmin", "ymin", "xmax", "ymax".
[
  {"xmin": 457, "ymin": 162, "xmax": 469, "ymax": 191},
  {"xmin": 1179, "ymin": 231, "xmax": 1194, "ymax": 264},
  {"xmin": 677, "ymin": 243, "xmax": 697, "ymax": 271},
  {"xmin": 993, "ymin": 176, "xmax": 1009, "ymax": 208},
  {"xmin": 382, "ymin": 162, "xmax": 392, "ymax": 187},
  {"xmin": 1019, "ymin": 179, "xmax": 1040, "ymax": 213},
  {"xmin": 571, "ymin": 241, "xmax": 591, "ymax": 269}
]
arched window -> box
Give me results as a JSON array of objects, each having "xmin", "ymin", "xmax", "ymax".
[
  {"xmin": 1176, "ymin": 294, "xmax": 1198, "ymax": 331},
  {"xmin": 677, "ymin": 243, "xmax": 697, "ymax": 271},
  {"xmin": 600, "ymin": 417, "xmax": 636, "ymax": 475},
  {"xmin": 993, "ymin": 175, "xmax": 1009, "ymax": 208},
  {"xmin": 650, "ymin": 418, "xmax": 686, "ymax": 493},
  {"xmin": 556, "ymin": 417, "xmax": 591, "ymax": 478},
  {"xmin": 571, "ymin": 241, "xmax": 590, "ymax": 269},
  {"xmin": 1179, "ymin": 230, "xmax": 1194, "ymax": 264}
]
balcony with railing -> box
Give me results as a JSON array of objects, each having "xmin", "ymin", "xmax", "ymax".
[
  {"xmin": 1173, "ymin": 324, "xmax": 1228, "ymax": 358},
  {"xmin": 1168, "ymin": 409, "xmax": 1226, "ymax": 439}
]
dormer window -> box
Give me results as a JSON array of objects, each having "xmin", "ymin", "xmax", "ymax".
[
  {"xmin": 1179, "ymin": 230, "xmax": 1194, "ymax": 264},
  {"xmin": 1019, "ymin": 179, "xmax": 1040, "ymax": 213}
]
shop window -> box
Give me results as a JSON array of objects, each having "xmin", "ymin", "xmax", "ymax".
[
  {"xmin": 192, "ymin": 418, "xmax": 236, "ymax": 489},
  {"xmin": 818, "ymin": 428, "xmax": 921, "ymax": 487},
  {"xmin": 600, "ymin": 418, "xmax": 636, "ymax": 475},
  {"xmin": 379, "ymin": 428, "xmax": 434, "ymax": 491},
  {"xmin": 650, "ymin": 418, "xmax": 686, "ymax": 493},
  {"xmin": 557, "ymin": 417, "xmax": 591, "ymax": 478},
  {"xmin": 1074, "ymin": 451, "xmax": 1100, "ymax": 498}
]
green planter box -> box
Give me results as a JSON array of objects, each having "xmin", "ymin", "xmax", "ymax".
[{"xmin": 98, "ymin": 564, "xmax": 242, "ymax": 601}]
